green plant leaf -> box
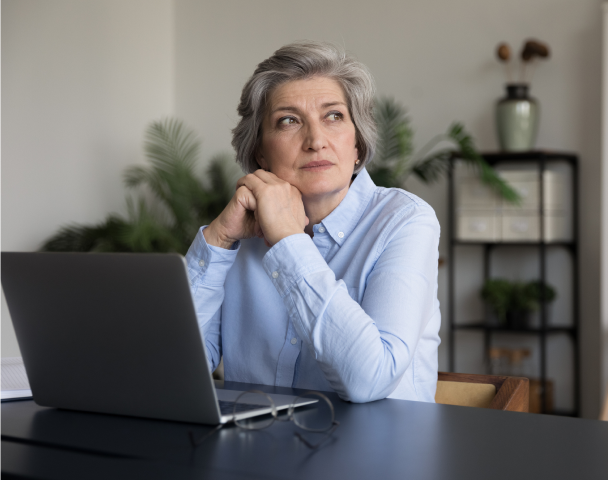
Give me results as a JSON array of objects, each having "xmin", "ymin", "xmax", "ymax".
[
  {"xmin": 368, "ymin": 98, "xmax": 414, "ymax": 188},
  {"xmin": 411, "ymin": 148, "xmax": 451, "ymax": 183},
  {"xmin": 447, "ymin": 122, "xmax": 520, "ymax": 204},
  {"xmin": 41, "ymin": 118, "xmax": 237, "ymax": 254},
  {"xmin": 370, "ymin": 98, "xmax": 520, "ymax": 204}
]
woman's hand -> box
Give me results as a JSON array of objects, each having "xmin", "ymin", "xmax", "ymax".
[
  {"xmin": 236, "ymin": 170, "xmax": 309, "ymax": 247},
  {"xmin": 204, "ymin": 170, "xmax": 308, "ymax": 249},
  {"xmin": 204, "ymin": 185, "xmax": 262, "ymax": 249}
]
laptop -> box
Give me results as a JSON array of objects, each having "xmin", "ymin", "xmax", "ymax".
[{"xmin": 1, "ymin": 252, "xmax": 315, "ymax": 424}]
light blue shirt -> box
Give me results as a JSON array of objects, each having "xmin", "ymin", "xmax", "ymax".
[{"xmin": 185, "ymin": 168, "xmax": 441, "ymax": 403}]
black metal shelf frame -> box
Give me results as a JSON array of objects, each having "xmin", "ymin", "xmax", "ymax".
[
  {"xmin": 453, "ymin": 324, "xmax": 576, "ymax": 334},
  {"xmin": 447, "ymin": 151, "xmax": 579, "ymax": 416}
]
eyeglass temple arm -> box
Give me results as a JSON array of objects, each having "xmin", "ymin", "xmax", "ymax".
[{"xmin": 294, "ymin": 421, "xmax": 340, "ymax": 449}]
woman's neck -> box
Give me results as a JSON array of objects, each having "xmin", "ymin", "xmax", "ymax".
[{"xmin": 302, "ymin": 188, "xmax": 350, "ymax": 237}]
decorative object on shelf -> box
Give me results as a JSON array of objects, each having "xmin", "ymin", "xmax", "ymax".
[
  {"xmin": 455, "ymin": 163, "xmax": 573, "ymax": 243},
  {"xmin": 494, "ymin": 40, "xmax": 550, "ymax": 152},
  {"xmin": 481, "ymin": 279, "xmax": 557, "ymax": 328},
  {"xmin": 496, "ymin": 84, "xmax": 538, "ymax": 152},
  {"xmin": 41, "ymin": 119, "xmax": 240, "ymax": 254},
  {"xmin": 488, "ymin": 347, "xmax": 531, "ymax": 376},
  {"xmin": 448, "ymin": 151, "xmax": 579, "ymax": 416},
  {"xmin": 369, "ymin": 98, "xmax": 519, "ymax": 202}
]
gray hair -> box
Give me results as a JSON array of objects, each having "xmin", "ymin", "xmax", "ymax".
[{"xmin": 232, "ymin": 41, "xmax": 377, "ymax": 174}]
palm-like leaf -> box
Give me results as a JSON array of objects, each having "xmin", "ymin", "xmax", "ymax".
[
  {"xmin": 369, "ymin": 98, "xmax": 415, "ymax": 188},
  {"xmin": 41, "ymin": 119, "xmax": 236, "ymax": 254},
  {"xmin": 446, "ymin": 123, "xmax": 519, "ymax": 203},
  {"xmin": 370, "ymin": 97, "xmax": 520, "ymax": 203}
]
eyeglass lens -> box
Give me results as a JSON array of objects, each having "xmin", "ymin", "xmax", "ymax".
[
  {"xmin": 233, "ymin": 391, "xmax": 277, "ymax": 430},
  {"xmin": 291, "ymin": 392, "xmax": 335, "ymax": 432}
]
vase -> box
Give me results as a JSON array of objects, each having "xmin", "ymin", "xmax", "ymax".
[{"xmin": 496, "ymin": 84, "xmax": 539, "ymax": 152}]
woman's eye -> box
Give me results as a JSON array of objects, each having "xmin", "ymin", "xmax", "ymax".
[
  {"xmin": 278, "ymin": 117, "xmax": 296, "ymax": 126},
  {"xmin": 327, "ymin": 112, "xmax": 343, "ymax": 121}
]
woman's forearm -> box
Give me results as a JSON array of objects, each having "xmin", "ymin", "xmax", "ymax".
[
  {"xmin": 186, "ymin": 226, "xmax": 240, "ymax": 370},
  {"xmin": 263, "ymin": 207, "xmax": 440, "ymax": 402}
]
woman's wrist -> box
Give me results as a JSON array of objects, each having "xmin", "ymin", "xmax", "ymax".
[{"xmin": 203, "ymin": 222, "xmax": 237, "ymax": 250}]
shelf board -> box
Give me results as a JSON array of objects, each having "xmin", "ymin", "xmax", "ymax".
[
  {"xmin": 453, "ymin": 323, "xmax": 576, "ymax": 334},
  {"xmin": 479, "ymin": 151, "xmax": 578, "ymax": 163},
  {"xmin": 452, "ymin": 241, "xmax": 575, "ymax": 247},
  {"xmin": 548, "ymin": 409, "xmax": 579, "ymax": 417}
]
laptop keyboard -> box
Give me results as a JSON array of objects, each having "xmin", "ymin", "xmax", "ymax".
[{"xmin": 218, "ymin": 400, "xmax": 270, "ymax": 416}]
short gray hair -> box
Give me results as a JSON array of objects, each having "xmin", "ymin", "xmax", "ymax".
[{"xmin": 232, "ymin": 41, "xmax": 377, "ymax": 174}]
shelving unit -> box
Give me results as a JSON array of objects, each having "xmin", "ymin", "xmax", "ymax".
[{"xmin": 447, "ymin": 151, "xmax": 579, "ymax": 416}]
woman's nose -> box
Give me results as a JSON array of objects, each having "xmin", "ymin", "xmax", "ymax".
[{"xmin": 303, "ymin": 122, "xmax": 327, "ymax": 152}]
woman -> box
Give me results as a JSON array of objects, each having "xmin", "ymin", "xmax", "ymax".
[{"xmin": 185, "ymin": 41, "xmax": 441, "ymax": 403}]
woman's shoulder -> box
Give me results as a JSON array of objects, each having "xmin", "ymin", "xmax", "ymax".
[{"xmin": 368, "ymin": 185, "xmax": 439, "ymax": 225}]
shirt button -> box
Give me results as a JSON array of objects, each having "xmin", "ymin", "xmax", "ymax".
[
  {"xmin": 318, "ymin": 226, "xmax": 326, "ymax": 233},
  {"xmin": 290, "ymin": 337, "xmax": 297, "ymax": 345},
  {"xmin": 198, "ymin": 260, "xmax": 205, "ymax": 267},
  {"xmin": 338, "ymin": 232, "xmax": 345, "ymax": 238},
  {"xmin": 272, "ymin": 271, "xmax": 279, "ymax": 279}
]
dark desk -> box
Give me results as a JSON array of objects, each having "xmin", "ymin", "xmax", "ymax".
[{"xmin": 2, "ymin": 381, "xmax": 607, "ymax": 480}]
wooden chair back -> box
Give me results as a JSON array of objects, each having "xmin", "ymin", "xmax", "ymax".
[{"xmin": 436, "ymin": 372, "xmax": 529, "ymax": 412}]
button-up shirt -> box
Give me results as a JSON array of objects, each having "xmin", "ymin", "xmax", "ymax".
[{"xmin": 185, "ymin": 168, "xmax": 441, "ymax": 403}]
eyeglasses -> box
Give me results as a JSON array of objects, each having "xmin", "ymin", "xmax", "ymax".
[{"xmin": 189, "ymin": 390, "xmax": 340, "ymax": 449}]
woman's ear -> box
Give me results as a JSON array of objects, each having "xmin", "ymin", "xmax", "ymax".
[{"xmin": 256, "ymin": 151, "xmax": 269, "ymax": 171}]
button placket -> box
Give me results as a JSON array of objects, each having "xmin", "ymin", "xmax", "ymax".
[{"xmin": 275, "ymin": 321, "xmax": 302, "ymax": 387}]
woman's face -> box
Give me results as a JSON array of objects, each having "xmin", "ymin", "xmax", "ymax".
[{"xmin": 258, "ymin": 76, "xmax": 359, "ymax": 202}]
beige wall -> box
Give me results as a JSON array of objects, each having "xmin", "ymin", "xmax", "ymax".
[
  {"xmin": 2, "ymin": 0, "xmax": 604, "ymax": 418},
  {"xmin": 1, "ymin": 0, "xmax": 175, "ymax": 354},
  {"xmin": 174, "ymin": 0, "xmax": 603, "ymax": 418}
]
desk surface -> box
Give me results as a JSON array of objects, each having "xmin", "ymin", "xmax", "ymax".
[{"xmin": 2, "ymin": 381, "xmax": 607, "ymax": 480}]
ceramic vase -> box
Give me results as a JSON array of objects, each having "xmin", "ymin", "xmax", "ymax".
[{"xmin": 496, "ymin": 84, "xmax": 539, "ymax": 152}]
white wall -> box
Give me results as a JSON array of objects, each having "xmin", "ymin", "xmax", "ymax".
[
  {"xmin": 1, "ymin": 0, "xmax": 175, "ymax": 356},
  {"xmin": 174, "ymin": 0, "xmax": 604, "ymax": 418},
  {"xmin": 2, "ymin": 0, "xmax": 604, "ymax": 418}
]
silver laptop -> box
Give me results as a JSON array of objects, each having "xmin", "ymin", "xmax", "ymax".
[{"xmin": 1, "ymin": 252, "xmax": 315, "ymax": 424}]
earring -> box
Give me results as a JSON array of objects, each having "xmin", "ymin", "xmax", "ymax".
[{"xmin": 355, "ymin": 159, "xmax": 361, "ymax": 165}]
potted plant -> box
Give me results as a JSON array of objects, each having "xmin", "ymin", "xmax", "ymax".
[
  {"xmin": 481, "ymin": 279, "xmax": 513, "ymax": 326},
  {"xmin": 481, "ymin": 279, "xmax": 557, "ymax": 328},
  {"xmin": 41, "ymin": 118, "xmax": 240, "ymax": 254}
]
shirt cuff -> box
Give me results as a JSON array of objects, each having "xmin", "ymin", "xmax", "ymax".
[
  {"xmin": 185, "ymin": 226, "xmax": 240, "ymax": 286},
  {"xmin": 262, "ymin": 233, "xmax": 329, "ymax": 297}
]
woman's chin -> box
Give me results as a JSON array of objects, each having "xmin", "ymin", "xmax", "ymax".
[{"xmin": 300, "ymin": 182, "xmax": 349, "ymax": 201}]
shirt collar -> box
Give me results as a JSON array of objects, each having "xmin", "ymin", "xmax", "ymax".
[{"xmin": 318, "ymin": 168, "xmax": 376, "ymax": 246}]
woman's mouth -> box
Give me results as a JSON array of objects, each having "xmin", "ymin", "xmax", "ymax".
[{"xmin": 301, "ymin": 161, "xmax": 333, "ymax": 171}]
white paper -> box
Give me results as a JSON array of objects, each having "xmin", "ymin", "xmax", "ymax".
[{"xmin": 2, "ymin": 357, "xmax": 31, "ymax": 391}]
